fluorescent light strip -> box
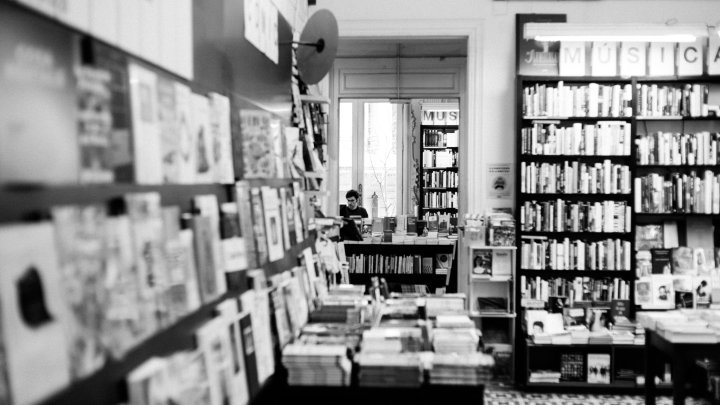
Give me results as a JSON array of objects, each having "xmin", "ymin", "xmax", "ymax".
[
  {"xmin": 534, "ymin": 34, "xmax": 698, "ymax": 43},
  {"xmin": 525, "ymin": 22, "xmax": 708, "ymax": 43}
]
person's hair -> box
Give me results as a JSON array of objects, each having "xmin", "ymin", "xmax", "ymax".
[
  {"xmin": 533, "ymin": 321, "xmax": 544, "ymax": 328},
  {"xmin": 346, "ymin": 189, "xmax": 360, "ymax": 200}
]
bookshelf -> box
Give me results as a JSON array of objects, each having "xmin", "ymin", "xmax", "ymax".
[
  {"xmin": 0, "ymin": 1, "xmax": 334, "ymax": 405},
  {"xmin": 419, "ymin": 106, "xmax": 460, "ymax": 223},
  {"xmin": 466, "ymin": 243, "xmax": 517, "ymax": 383},
  {"xmin": 344, "ymin": 240, "xmax": 458, "ymax": 294},
  {"xmin": 515, "ymin": 75, "xmax": 637, "ymax": 387}
]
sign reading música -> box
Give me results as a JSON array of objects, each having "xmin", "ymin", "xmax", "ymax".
[{"xmin": 516, "ymin": 14, "xmax": 567, "ymax": 76}]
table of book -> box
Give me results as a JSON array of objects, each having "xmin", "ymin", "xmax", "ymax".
[{"xmin": 644, "ymin": 328, "xmax": 720, "ymax": 405}]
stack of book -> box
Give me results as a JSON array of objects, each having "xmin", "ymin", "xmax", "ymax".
[
  {"xmin": 355, "ymin": 352, "xmax": 423, "ymax": 387},
  {"xmin": 428, "ymin": 353, "xmax": 494, "ymax": 385},
  {"xmin": 528, "ymin": 370, "xmax": 561, "ymax": 384},
  {"xmin": 569, "ymin": 326, "xmax": 590, "ymax": 344},
  {"xmin": 432, "ymin": 328, "xmax": 480, "ymax": 354},
  {"xmin": 610, "ymin": 330, "xmax": 635, "ymax": 345},
  {"xmin": 435, "ymin": 314, "xmax": 475, "ymax": 329},
  {"xmin": 637, "ymin": 309, "xmax": 720, "ymax": 343},
  {"xmin": 282, "ymin": 343, "xmax": 352, "ymax": 386},
  {"xmin": 588, "ymin": 329, "xmax": 613, "ymax": 344},
  {"xmin": 361, "ymin": 327, "xmax": 424, "ymax": 353}
]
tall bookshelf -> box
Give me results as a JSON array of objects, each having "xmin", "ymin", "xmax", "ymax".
[
  {"xmin": 419, "ymin": 106, "xmax": 460, "ymax": 223},
  {"xmin": 515, "ymin": 76, "xmax": 638, "ymax": 388}
]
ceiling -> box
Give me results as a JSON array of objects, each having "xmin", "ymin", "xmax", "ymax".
[{"xmin": 336, "ymin": 37, "xmax": 468, "ymax": 58}]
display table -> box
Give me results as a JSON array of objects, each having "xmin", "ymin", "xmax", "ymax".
[{"xmin": 644, "ymin": 329, "xmax": 720, "ymax": 405}]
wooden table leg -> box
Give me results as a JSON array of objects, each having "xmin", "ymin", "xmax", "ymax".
[
  {"xmin": 672, "ymin": 355, "xmax": 686, "ymax": 405},
  {"xmin": 645, "ymin": 332, "xmax": 656, "ymax": 405}
]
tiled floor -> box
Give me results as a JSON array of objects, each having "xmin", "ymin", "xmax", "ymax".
[{"xmin": 485, "ymin": 386, "xmax": 711, "ymax": 405}]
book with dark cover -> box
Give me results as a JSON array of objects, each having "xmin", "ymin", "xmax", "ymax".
[
  {"xmin": 235, "ymin": 181, "xmax": 259, "ymax": 268},
  {"xmin": 472, "ymin": 250, "xmax": 492, "ymax": 276},
  {"xmin": 610, "ymin": 299, "xmax": 630, "ymax": 320},
  {"xmin": 651, "ymin": 248, "xmax": 673, "ymax": 274},
  {"xmin": 406, "ymin": 216, "xmax": 417, "ymax": 234},
  {"xmin": 560, "ymin": 353, "xmax": 585, "ymax": 382},
  {"xmin": 186, "ymin": 215, "xmax": 221, "ymax": 303},
  {"xmin": 239, "ymin": 312, "xmax": 260, "ymax": 398},
  {"xmin": 249, "ymin": 186, "xmax": 269, "ymax": 265}
]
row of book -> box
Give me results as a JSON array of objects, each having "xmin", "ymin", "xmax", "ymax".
[
  {"xmin": 347, "ymin": 253, "xmax": 450, "ymax": 275},
  {"xmin": 3, "ymin": 55, "xmax": 325, "ymax": 186},
  {"xmin": 636, "ymin": 131, "xmax": 720, "ymax": 166},
  {"xmin": 637, "ymin": 309, "xmax": 720, "ymax": 343},
  {"xmin": 423, "ymin": 191, "xmax": 459, "ymax": 209},
  {"xmin": 520, "ymin": 276, "xmax": 631, "ymax": 305},
  {"xmin": 634, "ymin": 171, "xmax": 720, "ymax": 214},
  {"xmin": 422, "ymin": 150, "xmax": 458, "ymax": 168},
  {"xmin": 520, "ymin": 160, "xmax": 631, "ymax": 195},
  {"xmin": 423, "ymin": 170, "xmax": 459, "ymax": 188},
  {"xmin": 520, "ymin": 237, "xmax": 632, "ymax": 271},
  {"xmin": 520, "ymin": 199, "xmax": 631, "ymax": 233},
  {"xmin": 423, "ymin": 129, "xmax": 459, "ymax": 148},
  {"xmin": 635, "ymin": 273, "xmax": 717, "ymax": 309},
  {"xmin": 636, "ymin": 83, "xmax": 711, "ymax": 118},
  {"xmin": 520, "ymin": 122, "xmax": 632, "ymax": 156},
  {"xmin": 636, "ymin": 246, "xmax": 719, "ymax": 277},
  {"xmin": 531, "ymin": 353, "xmax": 613, "ymax": 384},
  {"xmin": 522, "ymin": 82, "xmax": 633, "ymax": 118}
]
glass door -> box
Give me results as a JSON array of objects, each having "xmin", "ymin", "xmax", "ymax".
[{"xmin": 338, "ymin": 100, "xmax": 407, "ymax": 219}]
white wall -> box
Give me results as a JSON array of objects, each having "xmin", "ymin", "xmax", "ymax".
[{"xmin": 312, "ymin": 0, "xmax": 720, "ymax": 213}]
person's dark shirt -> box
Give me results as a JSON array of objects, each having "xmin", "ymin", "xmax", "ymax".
[{"xmin": 340, "ymin": 205, "xmax": 368, "ymax": 218}]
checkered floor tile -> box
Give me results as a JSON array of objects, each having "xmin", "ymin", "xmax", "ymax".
[{"xmin": 485, "ymin": 387, "xmax": 712, "ymax": 405}]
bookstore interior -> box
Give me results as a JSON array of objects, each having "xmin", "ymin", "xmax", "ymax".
[{"xmin": 3, "ymin": 0, "xmax": 720, "ymax": 404}]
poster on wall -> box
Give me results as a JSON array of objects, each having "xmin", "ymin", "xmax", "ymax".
[
  {"xmin": 516, "ymin": 14, "xmax": 567, "ymax": 76},
  {"xmin": 487, "ymin": 163, "xmax": 512, "ymax": 199}
]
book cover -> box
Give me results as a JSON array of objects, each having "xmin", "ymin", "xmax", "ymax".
[
  {"xmin": 279, "ymin": 187, "xmax": 295, "ymax": 249},
  {"xmin": 610, "ymin": 299, "xmax": 630, "ymax": 320},
  {"xmin": 635, "ymin": 278, "xmax": 652, "ymax": 307},
  {"xmin": 651, "ymin": 275, "xmax": 675, "ymax": 308},
  {"xmin": 240, "ymin": 109, "xmax": 275, "ymax": 178},
  {"xmin": 0, "ymin": 223, "xmax": 72, "ymax": 405},
  {"xmin": 292, "ymin": 182, "xmax": 307, "ymax": 242},
  {"xmin": 260, "ymin": 186, "xmax": 285, "ymax": 262},
  {"xmin": 239, "ymin": 289, "xmax": 275, "ymax": 386},
  {"xmin": 190, "ymin": 93, "xmax": 214, "ymax": 183},
  {"xmin": 156, "ymin": 75, "xmax": 180, "ymax": 183},
  {"xmin": 282, "ymin": 277, "xmax": 309, "ymax": 338},
  {"xmin": 421, "ymin": 257, "xmax": 433, "ymax": 274},
  {"xmin": 560, "ymin": 353, "xmax": 585, "ymax": 382},
  {"xmin": 651, "ymin": 248, "xmax": 673, "ymax": 275},
  {"xmin": 219, "ymin": 202, "xmax": 249, "ymax": 279},
  {"xmin": 92, "ymin": 42, "xmax": 134, "ymax": 183},
  {"xmin": 235, "ymin": 181, "xmax": 259, "ymax": 268},
  {"xmin": 672, "ymin": 247, "xmax": 697, "ymax": 276},
  {"xmin": 103, "ymin": 216, "xmax": 146, "ymax": 359},
  {"xmin": 249, "ymin": 187, "xmax": 269, "ymax": 265},
  {"xmin": 525, "ymin": 309, "xmax": 548, "ymax": 336},
  {"xmin": 406, "ymin": 216, "xmax": 417, "ymax": 234},
  {"xmin": 164, "ymin": 349, "xmax": 212, "ymax": 404},
  {"xmin": 215, "ymin": 299, "xmax": 251, "ymax": 405},
  {"xmin": 238, "ymin": 311, "xmax": 260, "ymax": 399},
  {"xmin": 126, "ymin": 357, "xmax": 169, "ymax": 405},
  {"xmin": 209, "ymin": 92, "xmax": 236, "ymax": 184},
  {"xmin": 673, "ymin": 275, "xmax": 694, "ymax": 309},
  {"xmin": 635, "ymin": 224, "xmax": 663, "ymax": 250},
  {"xmin": 492, "ymin": 250, "xmax": 513, "ymax": 277},
  {"xmin": 587, "ymin": 353, "xmax": 611, "ymax": 384},
  {"xmin": 472, "ymin": 250, "xmax": 492, "ymax": 276},
  {"xmin": 175, "ymin": 82, "xmax": 196, "ymax": 184},
  {"xmin": 192, "ymin": 195, "xmax": 227, "ymax": 297},
  {"xmin": 195, "ymin": 318, "xmax": 234, "ymax": 405},
  {"xmin": 0, "ymin": 7, "xmax": 78, "ymax": 184},
  {"xmin": 268, "ymin": 286, "xmax": 293, "ymax": 348},
  {"xmin": 162, "ymin": 206, "xmax": 201, "ymax": 321},
  {"xmin": 695, "ymin": 275, "xmax": 712, "ymax": 306},
  {"xmin": 129, "ymin": 62, "xmax": 162, "ymax": 184},
  {"xmin": 125, "ymin": 192, "xmax": 169, "ymax": 330},
  {"xmin": 435, "ymin": 253, "xmax": 452, "ymax": 275},
  {"xmin": 51, "ymin": 205, "xmax": 109, "ymax": 379},
  {"xmin": 186, "ymin": 215, "xmax": 222, "ymax": 304},
  {"xmin": 76, "ymin": 65, "xmax": 114, "ymax": 183}
]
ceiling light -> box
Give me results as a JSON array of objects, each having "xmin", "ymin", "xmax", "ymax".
[{"xmin": 524, "ymin": 22, "xmax": 708, "ymax": 43}]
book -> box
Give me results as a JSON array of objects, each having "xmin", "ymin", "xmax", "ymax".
[
  {"xmin": 235, "ymin": 181, "xmax": 259, "ymax": 268},
  {"xmin": 240, "ymin": 109, "xmax": 275, "ymax": 178},
  {"xmin": 492, "ymin": 250, "xmax": 513, "ymax": 277},
  {"xmin": 162, "ymin": 206, "xmax": 201, "ymax": 321},
  {"xmin": 185, "ymin": 214, "xmax": 223, "ymax": 304},
  {"xmin": 525, "ymin": 309, "xmax": 548, "ymax": 336},
  {"xmin": 126, "ymin": 357, "xmax": 169, "ymax": 405},
  {"xmin": 175, "ymin": 82, "xmax": 196, "ymax": 184},
  {"xmin": 279, "ymin": 187, "xmax": 297, "ymax": 247},
  {"xmin": 435, "ymin": 252, "xmax": 452, "ymax": 275},
  {"xmin": 76, "ymin": 65, "xmax": 114, "ymax": 183},
  {"xmin": 635, "ymin": 224, "xmax": 663, "ymax": 250},
  {"xmin": 209, "ymin": 92, "xmax": 235, "ymax": 184},
  {"xmin": 249, "ymin": 187, "xmax": 269, "ymax": 265},
  {"xmin": 0, "ymin": 223, "xmax": 72, "ymax": 405},
  {"xmin": 51, "ymin": 205, "xmax": 108, "ymax": 379},
  {"xmin": 0, "ymin": 7, "xmax": 78, "ymax": 184},
  {"xmin": 635, "ymin": 277, "xmax": 652, "ymax": 306},
  {"xmin": 125, "ymin": 193, "xmax": 169, "ymax": 331},
  {"xmin": 239, "ymin": 289, "xmax": 275, "ymax": 387},
  {"xmin": 156, "ymin": 74, "xmax": 180, "ymax": 183},
  {"xmin": 651, "ymin": 248, "xmax": 673, "ymax": 275},
  {"xmin": 587, "ymin": 353, "xmax": 611, "ymax": 384},
  {"xmin": 190, "ymin": 93, "xmax": 214, "ymax": 183},
  {"xmin": 128, "ymin": 62, "xmax": 162, "ymax": 184},
  {"xmin": 238, "ymin": 311, "xmax": 260, "ymax": 398},
  {"xmin": 215, "ymin": 299, "xmax": 251, "ymax": 405},
  {"xmin": 651, "ymin": 275, "xmax": 675, "ymax": 308},
  {"xmin": 193, "ymin": 195, "xmax": 227, "ymax": 296},
  {"xmin": 471, "ymin": 250, "xmax": 492, "ymax": 276},
  {"xmin": 219, "ymin": 202, "xmax": 249, "ymax": 281},
  {"xmin": 672, "ymin": 247, "xmax": 697, "ymax": 276},
  {"xmin": 268, "ymin": 286, "xmax": 293, "ymax": 348},
  {"xmin": 260, "ymin": 186, "xmax": 285, "ymax": 262},
  {"xmin": 673, "ymin": 275, "xmax": 695, "ymax": 309},
  {"xmin": 195, "ymin": 318, "xmax": 234, "ymax": 405}
]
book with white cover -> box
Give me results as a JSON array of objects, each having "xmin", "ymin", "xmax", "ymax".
[
  {"xmin": 129, "ymin": 62, "xmax": 162, "ymax": 184},
  {"xmin": 192, "ymin": 195, "xmax": 227, "ymax": 296},
  {"xmin": 157, "ymin": 75, "xmax": 180, "ymax": 183},
  {"xmin": 240, "ymin": 289, "xmax": 275, "ymax": 385},
  {"xmin": 191, "ymin": 93, "xmax": 214, "ymax": 183},
  {"xmin": 0, "ymin": 223, "xmax": 71, "ymax": 405},
  {"xmin": 260, "ymin": 186, "xmax": 285, "ymax": 262},
  {"xmin": 216, "ymin": 299, "xmax": 250, "ymax": 405},
  {"xmin": 175, "ymin": 82, "xmax": 196, "ymax": 184},
  {"xmin": 209, "ymin": 92, "xmax": 236, "ymax": 184},
  {"xmin": 196, "ymin": 318, "xmax": 235, "ymax": 405},
  {"xmin": 127, "ymin": 357, "xmax": 169, "ymax": 405}
]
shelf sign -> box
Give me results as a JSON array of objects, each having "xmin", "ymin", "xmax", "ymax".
[
  {"xmin": 516, "ymin": 14, "xmax": 567, "ymax": 76},
  {"xmin": 677, "ymin": 40, "xmax": 704, "ymax": 76},
  {"xmin": 710, "ymin": 32, "xmax": 720, "ymax": 75},
  {"xmin": 591, "ymin": 42, "xmax": 618, "ymax": 77},
  {"xmin": 648, "ymin": 42, "xmax": 675, "ymax": 76},
  {"xmin": 559, "ymin": 41, "xmax": 585, "ymax": 76},
  {"xmin": 619, "ymin": 42, "xmax": 646, "ymax": 77}
]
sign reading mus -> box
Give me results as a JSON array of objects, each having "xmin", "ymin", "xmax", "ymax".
[
  {"xmin": 558, "ymin": 40, "xmax": 720, "ymax": 76},
  {"xmin": 421, "ymin": 109, "xmax": 460, "ymax": 126}
]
